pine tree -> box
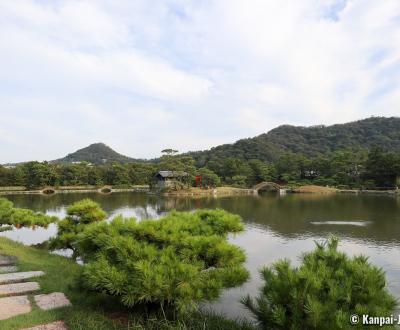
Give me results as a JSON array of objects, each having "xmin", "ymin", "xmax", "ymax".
[
  {"xmin": 74, "ymin": 208, "xmax": 249, "ymax": 313},
  {"xmin": 242, "ymin": 237, "xmax": 397, "ymax": 329},
  {"xmin": 49, "ymin": 199, "xmax": 106, "ymax": 258},
  {"xmin": 0, "ymin": 197, "xmax": 57, "ymax": 232}
]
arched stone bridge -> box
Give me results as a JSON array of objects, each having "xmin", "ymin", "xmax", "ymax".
[{"xmin": 252, "ymin": 182, "xmax": 284, "ymax": 194}]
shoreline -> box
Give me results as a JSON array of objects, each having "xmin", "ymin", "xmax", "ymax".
[
  {"xmin": 289, "ymin": 185, "xmax": 399, "ymax": 195},
  {"xmin": 0, "ymin": 185, "xmax": 150, "ymax": 195},
  {"xmin": 0, "ymin": 185, "xmax": 398, "ymax": 197},
  {"xmin": 338, "ymin": 189, "xmax": 399, "ymax": 195}
]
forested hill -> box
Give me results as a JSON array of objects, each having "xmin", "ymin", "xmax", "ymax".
[
  {"xmin": 53, "ymin": 143, "xmax": 138, "ymax": 164},
  {"xmin": 45, "ymin": 117, "xmax": 400, "ymax": 165},
  {"xmin": 189, "ymin": 117, "xmax": 400, "ymax": 165}
]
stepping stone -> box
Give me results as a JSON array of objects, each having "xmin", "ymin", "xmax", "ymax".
[
  {"xmin": 0, "ymin": 271, "xmax": 45, "ymax": 284},
  {"xmin": 21, "ymin": 321, "xmax": 68, "ymax": 330},
  {"xmin": 0, "ymin": 295, "xmax": 31, "ymax": 320},
  {"xmin": 0, "ymin": 266, "xmax": 17, "ymax": 273},
  {"xmin": 0, "ymin": 282, "xmax": 40, "ymax": 296},
  {"xmin": 34, "ymin": 292, "xmax": 71, "ymax": 311},
  {"xmin": 0, "ymin": 255, "xmax": 17, "ymax": 266}
]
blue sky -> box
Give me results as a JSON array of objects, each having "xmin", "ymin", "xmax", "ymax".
[{"xmin": 0, "ymin": 0, "xmax": 399, "ymax": 163}]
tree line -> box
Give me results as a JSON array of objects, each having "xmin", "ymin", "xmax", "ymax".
[{"xmin": 0, "ymin": 146, "xmax": 399, "ymax": 189}]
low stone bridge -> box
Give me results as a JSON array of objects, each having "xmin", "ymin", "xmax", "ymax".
[{"xmin": 252, "ymin": 182, "xmax": 285, "ymax": 194}]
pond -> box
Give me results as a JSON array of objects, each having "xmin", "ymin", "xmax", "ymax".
[{"xmin": 1, "ymin": 192, "xmax": 400, "ymax": 319}]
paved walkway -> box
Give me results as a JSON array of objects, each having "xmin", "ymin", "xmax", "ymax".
[{"xmin": 0, "ymin": 255, "xmax": 71, "ymax": 329}]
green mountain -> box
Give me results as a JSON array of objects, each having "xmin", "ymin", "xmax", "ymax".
[
  {"xmin": 189, "ymin": 117, "xmax": 400, "ymax": 164},
  {"xmin": 54, "ymin": 143, "xmax": 137, "ymax": 164},
  {"xmin": 52, "ymin": 117, "xmax": 400, "ymax": 166}
]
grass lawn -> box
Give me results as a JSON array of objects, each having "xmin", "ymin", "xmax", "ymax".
[{"xmin": 0, "ymin": 237, "xmax": 255, "ymax": 330}]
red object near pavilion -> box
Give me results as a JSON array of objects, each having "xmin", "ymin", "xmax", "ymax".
[{"xmin": 195, "ymin": 175, "xmax": 202, "ymax": 187}]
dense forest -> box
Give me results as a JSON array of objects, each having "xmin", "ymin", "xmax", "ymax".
[
  {"xmin": 188, "ymin": 117, "xmax": 400, "ymax": 164},
  {"xmin": 0, "ymin": 146, "xmax": 399, "ymax": 189}
]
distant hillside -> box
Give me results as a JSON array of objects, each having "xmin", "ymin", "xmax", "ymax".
[
  {"xmin": 54, "ymin": 143, "xmax": 137, "ymax": 164},
  {"xmin": 189, "ymin": 117, "xmax": 400, "ymax": 165},
  {"xmin": 8, "ymin": 117, "xmax": 399, "ymax": 166}
]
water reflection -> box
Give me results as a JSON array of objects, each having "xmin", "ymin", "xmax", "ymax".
[{"xmin": 1, "ymin": 192, "xmax": 399, "ymax": 318}]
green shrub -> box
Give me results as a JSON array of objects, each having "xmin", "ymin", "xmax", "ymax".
[
  {"xmin": 0, "ymin": 197, "xmax": 57, "ymax": 231},
  {"xmin": 227, "ymin": 175, "xmax": 248, "ymax": 188},
  {"xmin": 75, "ymin": 209, "xmax": 249, "ymax": 313},
  {"xmin": 49, "ymin": 199, "xmax": 106, "ymax": 258},
  {"xmin": 242, "ymin": 237, "xmax": 397, "ymax": 329},
  {"xmin": 197, "ymin": 168, "xmax": 221, "ymax": 188},
  {"xmin": 0, "ymin": 198, "xmax": 13, "ymax": 222}
]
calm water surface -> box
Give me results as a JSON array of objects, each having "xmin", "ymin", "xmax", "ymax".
[{"xmin": 1, "ymin": 192, "xmax": 400, "ymax": 319}]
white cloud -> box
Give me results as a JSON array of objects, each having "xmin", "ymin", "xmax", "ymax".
[{"xmin": 0, "ymin": 0, "xmax": 399, "ymax": 162}]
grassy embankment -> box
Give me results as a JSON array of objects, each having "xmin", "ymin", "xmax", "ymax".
[
  {"xmin": 0, "ymin": 237, "xmax": 255, "ymax": 330},
  {"xmin": 163, "ymin": 186, "xmax": 255, "ymax": 196},
  {"xmin": 292, "ymin": 185, "xmax": 338, "ymax": 194},
  {"xmin": 292, "ymin": 185, "xmax": 399, "ymax": 195}
]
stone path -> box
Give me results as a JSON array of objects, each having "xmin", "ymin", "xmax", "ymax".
[
  {"xmin": 0, "ymin": 295, "xmax": 31, "ymax": 320},
  {"xmin": 0, "ymin": 282, "xmax": 41, "ymax": 296},
  {"xmin": 0, "ymin": 271, "xmax": 45, "ymax": 284},
  {"xmin": 34, "ymin": 293, "xmax": 71, "ymax": 311},
  {"xmin": 0, "ymin": 265, "xmax": 18, "ymax": 273},
  {"xmin": 0, "ymin": 255, "xmax": 17, "ymax": 266},
  {"xmin": 0, "ymin": 255, "xmax": 72, "ymax": 329},
  {"xmin": 21, "ymin": 321, "xmax": 68, "ymax": 330}
]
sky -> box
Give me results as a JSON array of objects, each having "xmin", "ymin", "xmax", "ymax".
[{"xmin": 1, "ymin": 0, "xmax": 400, "ymax": 163}]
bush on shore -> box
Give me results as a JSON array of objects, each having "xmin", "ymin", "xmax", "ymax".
[
  {"xmin": 242, "ymin": 237, "xmax": 397, "ymax": 329},
  {"xmin": 77, "ymin": 209, "xmax": 249, "ymax": 313},
  {"xmin": 49, "ymin": 201, "xmax": 249, "ymax": 314}
]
